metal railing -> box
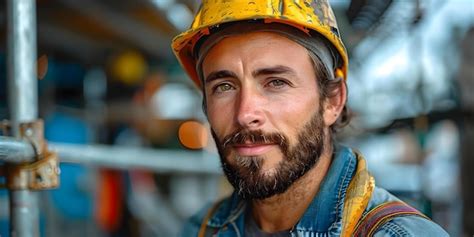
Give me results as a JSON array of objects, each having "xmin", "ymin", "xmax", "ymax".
[{"xmin": 0, "ymin": 136, "xmax": 221, "ymax": 174}]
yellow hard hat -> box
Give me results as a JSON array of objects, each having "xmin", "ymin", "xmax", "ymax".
[{"xmin": 171, "ymin": 0, "xmax": 348, "ymax": 87}]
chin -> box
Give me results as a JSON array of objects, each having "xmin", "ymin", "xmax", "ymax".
[{"xmin": 260, "ymin": 167, "xmax": 279, "ymax": 178}]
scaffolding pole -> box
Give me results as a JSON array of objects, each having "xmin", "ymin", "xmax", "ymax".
[
  {"xmin": 6, "ymin": 0, "xmax": 39, "ymax": 236},
  {"xmin": 0, "ymin": 136, "xmax": 221, "ymax": 174},
  {"xmin": 0, "ymin": 137, "xmax": 36, "ymax": 163},
  {"xmin": 50, "ymin": 143, "xmax": 221, "ymax": 174}
]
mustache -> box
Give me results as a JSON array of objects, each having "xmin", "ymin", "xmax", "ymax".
[{"xmin": 221, "ymin": 129, "xmax": 288, "ymax": 151}]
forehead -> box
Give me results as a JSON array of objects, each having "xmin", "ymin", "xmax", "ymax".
[
  {"xmin": 204, "ymin": 31, "xmax": 307, "ymax": 55},
  {"xmin": 202, "ymin": 31, "xmax": 313, "ymax": 74}
]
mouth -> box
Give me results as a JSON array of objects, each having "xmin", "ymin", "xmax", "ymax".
[{"xmin": 232, "ymin": 143, "xmax": 278, "ymax": 156}]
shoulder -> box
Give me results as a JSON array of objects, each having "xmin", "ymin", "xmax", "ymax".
[
  {"xmin": 366, "ymin": 187, "xmax": 449, "ymax": 236},
  {"xmin": 366, "ymin": 186, "xmax": 400, "ymax": 208},
  {"xmin": 373, "ymin": 215, "xmax": 449, "ymax": 236}
]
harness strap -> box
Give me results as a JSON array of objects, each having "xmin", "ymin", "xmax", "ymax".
[{"xmin": 353, "ymin": 201, "xmax": 429, "ymax": 237}]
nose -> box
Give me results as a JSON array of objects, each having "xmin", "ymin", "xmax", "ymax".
[{"xmin": 236, "ymin": 86, "xmax": 266, "ymax": 129}]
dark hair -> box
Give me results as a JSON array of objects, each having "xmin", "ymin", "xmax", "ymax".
[{"xmin": 311, "ymin": 55, "xmax": 352, "ymax": 135}]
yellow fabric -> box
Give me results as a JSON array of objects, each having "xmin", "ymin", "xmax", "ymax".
[
  {"xmin": 340, "ymin": 152, "xmax": 375, "ymax": 237},
  {"xmin": 171, "ymin": 0, "xmax": 348, "ymax": 87}
]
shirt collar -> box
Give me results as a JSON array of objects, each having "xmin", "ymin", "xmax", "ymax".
[{"xmin": 295, "ymin": 145, "xmax": 357, "ymax": 231}]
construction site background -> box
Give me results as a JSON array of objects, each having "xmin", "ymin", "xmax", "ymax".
[{"xmin": 0, "ymin": 0, "xmax": 473, "ymax": 236}]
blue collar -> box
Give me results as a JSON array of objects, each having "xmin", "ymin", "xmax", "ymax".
[
  {"xmin": 207, "ymin": 146, "xmax": 357, "ymax": 232},
  {"xmin": 295, "ymin": 145, "xmax": 357, "ymax": 232}
]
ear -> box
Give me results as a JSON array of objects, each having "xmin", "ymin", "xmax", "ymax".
[{"xmin": 322, "ymin": 81, "xmax": 347, "ymax": 127}]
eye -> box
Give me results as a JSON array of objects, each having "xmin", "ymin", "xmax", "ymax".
[
  {"xmin": 267, "ymin": 79, "xmax": 288, "ymax": 88},
  {"xmin": 214, "ymin": 83, "xmax": 235, "ymax": 93}
]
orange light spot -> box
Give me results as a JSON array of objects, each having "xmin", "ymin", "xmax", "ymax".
[{"xmin": 178, "ymin": 121, "xmax": 208, "ymax": 150}]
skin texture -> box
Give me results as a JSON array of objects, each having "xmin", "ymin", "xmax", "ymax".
[{"xmin": 202, "ymin": 31, "xmax": 346, "ymax": 232}]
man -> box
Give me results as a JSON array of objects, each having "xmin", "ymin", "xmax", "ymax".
[{"xmin": 171, "ymin": 0, "xmax": 449, "ymax": 236}]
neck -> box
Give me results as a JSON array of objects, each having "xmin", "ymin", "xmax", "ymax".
[{"xmin": 250, "ymin": 143, "xmax": 333, "ymax": 233}]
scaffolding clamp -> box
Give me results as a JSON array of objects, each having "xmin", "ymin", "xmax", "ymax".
[{"xmin": 1, "ymin": 119, "xmax": 60, "ymax": 190}]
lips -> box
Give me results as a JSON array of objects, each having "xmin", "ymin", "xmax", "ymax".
[{"xmin": 233, "ymin": 143, "xmax": 277, "ymax": 156}]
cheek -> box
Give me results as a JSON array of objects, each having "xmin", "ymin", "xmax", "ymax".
[
  {"xmin": 206, "ymin": 100, "xmax": 234, "ymax": 136},
  {"xmin": 277, "ymin": 96, "xmax": 319, "ymax": 141}
]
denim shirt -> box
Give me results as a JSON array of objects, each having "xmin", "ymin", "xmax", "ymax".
[{"xmin": 181, "ymin": 146, "xmax": 449, "ymax": 237}]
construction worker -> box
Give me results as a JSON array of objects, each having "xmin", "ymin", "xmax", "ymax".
[{"xmin": 171, "ymin": 0, "xmax": 449, "ymax": 236}]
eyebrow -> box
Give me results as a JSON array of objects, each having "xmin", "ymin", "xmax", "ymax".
[
  {"xmin": 205, "ymin": 70, "xmax": 238, "ymax": 84},
  {"xmin": 252, "ymin": 65, "xmax": 297, "ymax": 78},
  {"xmin": 204, "ymin": 65, "xmax": 297, "ymax": 84}
]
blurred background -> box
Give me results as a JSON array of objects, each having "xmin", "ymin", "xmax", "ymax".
[{"xmin": 0, "ymin": 0, "xmax": 473, "ymax": 236}]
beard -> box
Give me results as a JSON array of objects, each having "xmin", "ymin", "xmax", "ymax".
[{"xmin": 211, "ymin": 108, "xmax": 326, "ymax": 200}]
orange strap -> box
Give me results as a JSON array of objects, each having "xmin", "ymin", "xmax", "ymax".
[{"xmin": 353, "ymin": 201, "xmax": 429, "ymax": 237}]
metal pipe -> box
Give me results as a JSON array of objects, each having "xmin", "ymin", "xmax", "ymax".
[
  {"xmin": 6, "ymin": 0, "xmax": 39, "ymax": 236},
  {"xmin": 0, "ymin": 136, "xmax": 36, "ymax": 163},
  {"xmin": 51, "ymin": 142, "xmax": 221, "ymax": 174},
  {"xmin": 7, "ymin": 0, "xmax": 38, "ymax": 126},
  {"xmin": 0, "ymin": 136, "xmax": 221, "ymax": 173}
]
